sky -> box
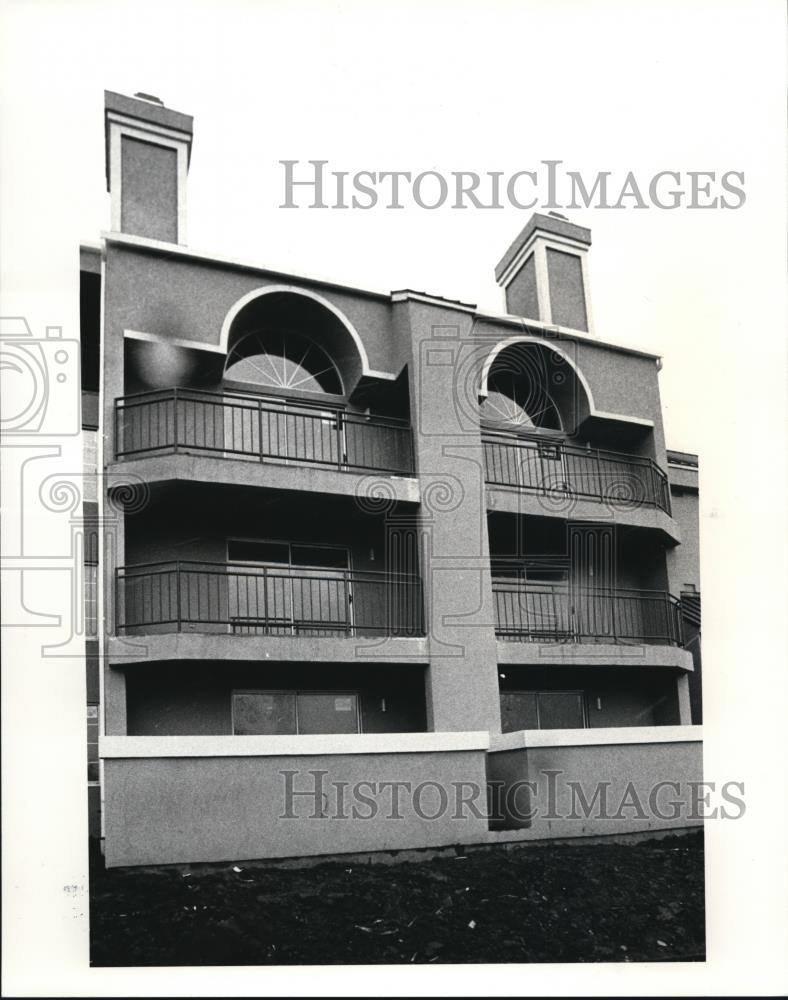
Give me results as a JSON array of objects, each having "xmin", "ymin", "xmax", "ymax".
[{"xmin": 1, "ymin": 0, "xmax": 785, "ymax": 456}]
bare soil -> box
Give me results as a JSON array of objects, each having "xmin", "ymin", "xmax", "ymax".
[{"xmin": 90, "ymin": 831, "xmax": 705, "ymax": 966}]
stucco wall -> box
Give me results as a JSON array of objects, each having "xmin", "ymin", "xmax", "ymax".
[
  {"xmin": 667, "ymin": 490, "xmax": 700, "ymax": 593},
  {"xmin": 547, "ymin": 248, "xmax": 588, "ymax": 331},
  {"xmin": 102, "ymin": 739, "xmax": 491, "ymax": 867},
  {"xmin": 505, "ymin": 255, "xmax": 539, "ymax": 320},
  {"xmin": 488, "ymin": 727, "xmax": 703, "ymax": 837},
  {"xmin": 120, "ymin": 138, "xmax": 178, "ymax": 243}
]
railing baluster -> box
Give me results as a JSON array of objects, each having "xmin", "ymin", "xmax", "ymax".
[
  {"xmin": 175, "ymin": 561, "xmax": 182, "ymax": 631},
  {"xmin": 257, "ymin": 399, "xmax": 264, "ymax": 463},
  {"xmin": 173, "ymin": 388, "xmax": 179, "ymax": 454},
  {"xmin": 262, "ymin": 564, "xmax": 269, "ymax": 632},
  {"xmin": 344, "ymin": 568, "xmax": 351, "ymax": 636}
]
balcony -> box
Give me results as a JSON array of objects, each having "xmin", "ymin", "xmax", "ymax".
[
  {"xmin": 114, "ymin": 389, "xmax": 415, "ymax": 476},
  {"xmin": 493, "ymin": 580, "xmax": 683, "ymax": 646},
  {"xmin": 116, "ymin": 561, "xmax": 425, "ymax": 638},
  {"xmin": 482, "ymin": 431, "xmax": 671, "ymax": 514}
]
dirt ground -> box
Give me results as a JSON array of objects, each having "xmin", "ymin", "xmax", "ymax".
[{"xmin": 90, "ymin": 831, "xmax": 705, "ymax": 966}]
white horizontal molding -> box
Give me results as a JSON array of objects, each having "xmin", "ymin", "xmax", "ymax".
[
  {"xmin": 106, "ymin": 110, "xmax": 193, "ymax": 145},
  {"xmin": 490, "ymin": 724, "xmax": 703, "ymax": 752},
  {"xmin": 390, "ymin": 290, "xmax": 477, "ymax": 314},
  {"xmin": 101, "ymin": 731, "xmax": 491, "ymax": 759},
  {"xmin": 591, "ymin": 410, "xmax": 654, "ymax": 429},
  {"xmin": 124, "ymin": 328, "xmax": 225, "ymax": 354}
]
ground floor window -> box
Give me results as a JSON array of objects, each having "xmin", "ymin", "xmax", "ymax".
[
  {"xmin": 87, "ymin": 704, "xmax": 99, "ymax": 781},
  {"xmin": 84, "ymin": 562, "xmax": 98, "ymax": 637},
  {"xmin": 232, "ymin": 689, "xmax": 360, "ymax": 735},
  {"xmin": 500, "ymin": 690, "xmax": 587, "ymax": 732}
]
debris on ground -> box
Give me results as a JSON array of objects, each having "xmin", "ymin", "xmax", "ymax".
[{"xmin": 90, "ymin": 831, "xmax": 705, "ymax": 966}]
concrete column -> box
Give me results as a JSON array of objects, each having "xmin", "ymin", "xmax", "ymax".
[
  {"xmin": 398, "ymin": 299, "xmax": 501, "ymax": 733},
  {"xmin": 677, "ymin": 672, "xmax": 692, "ymax": 725},
  {"xmin": 104, "ymin": 667, "xmax": 128, "ymax": 735}
]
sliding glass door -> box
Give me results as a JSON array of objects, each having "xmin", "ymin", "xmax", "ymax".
[{"xmin": 227, "ymin": 539, "xmax": 352, "ymax": 635}]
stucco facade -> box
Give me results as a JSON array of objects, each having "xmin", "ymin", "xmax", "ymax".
[{"xmin": 82, "ymin": 92, "xmax": 702, "ymax": 866}]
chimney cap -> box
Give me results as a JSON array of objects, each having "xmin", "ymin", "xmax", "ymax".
[
  {"xmin": 133, "ymin": 91, "xmax": 165, "ymax": 105},
  {"xmin": 104, "ymin": 90, "xmax": 193, "ymax": 138}
]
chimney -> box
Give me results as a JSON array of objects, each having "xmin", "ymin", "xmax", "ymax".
[
  {"xmin": 104, "ymin": 91, "xmax": 193, "ymax": 244},
  {"xmin": 494, "ymin": 212, "xmax": 593, "ymax": 333}
]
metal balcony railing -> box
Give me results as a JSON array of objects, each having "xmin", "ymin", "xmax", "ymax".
[
  {"xmin": 114, "ymin": 389, "xmax": 415, "ymax": 476},
  {"xmin": 482, "ymin": 431, "xmax": 671, "ymax": 514},
  {"xmin": 493, "ymin": 580, "xmax": 683, "ymax": 646},
  {"xmin": 116, "ymin": 561, "xmax": 425, "ymax": 637}
]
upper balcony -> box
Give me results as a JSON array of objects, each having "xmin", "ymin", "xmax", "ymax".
[
  {"xmin": 483, "ymin": 430, "xmax": 670, "ymax": 512},
  {"xmin": 111, "ymin": 388, "xmax": 418, "ymax": 502},
  {"xmin": 482, "ymin": 430, "xmax": 678, "ymax": 542}
]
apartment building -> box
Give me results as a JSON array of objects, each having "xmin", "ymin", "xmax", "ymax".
[{"xmin": 83, "ymin": 92, "xmax": 702, "ymax": 867}]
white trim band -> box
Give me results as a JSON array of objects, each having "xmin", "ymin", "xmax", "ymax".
[
  {"xmin": 490, "ymin": 725, "xmax": 703, "ymax": 752},
  {"xmin": 124, "ymin": 328, "xmax": 225, "ymax": 354},
  {"xmin": 101, "ymin": 731, "xmax": 491, "ymax": 758}
]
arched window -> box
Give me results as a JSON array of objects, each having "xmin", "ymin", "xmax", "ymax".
[
  {"xmin": 481, "ymin": 349, "xmax": 562, "ymax": 431},
  {"xmin": 224, "ymin": 329, "xmax": 343, "ymax": 395}
]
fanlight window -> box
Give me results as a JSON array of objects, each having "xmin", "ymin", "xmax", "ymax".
[
  {"xmin": 482, "ymin": 369, "xmax": 562, "ymax": 431},
  {"xmin": 224, "ymin": 329, "xmax": 343, "ymax": 394}
]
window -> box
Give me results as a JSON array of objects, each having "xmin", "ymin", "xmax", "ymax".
[
  {"xmin": 224, "ymin": 329, "xmax": 343, "ymax": 395},
  {"xmin": 481, "ymin": 353, "xmax": 563, "ymax": 431},
  {"xmin": 227, "ymin": 539, "xmax": 349, "ymax": 570},
  {"xmin": 232, "ymin": 690, "xmax": 360, "ymax": 735},
  {"xmin": 83, "ymin": 429, "xmax": 98, "ymax": 502},
  {"xmin": 84, "ymin": 561, "xmax": 98, "ymax": 638},
  {"xmin": 490, "ymin": 560, "xmax": 568, "ymax": 584},
  {"xmin": 86, "ymin": 704, "xmax": 99, "ymax": 782},
  {"xmin": 500, "ymin": 690, "xmax": 586, "ymax": 732}
]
